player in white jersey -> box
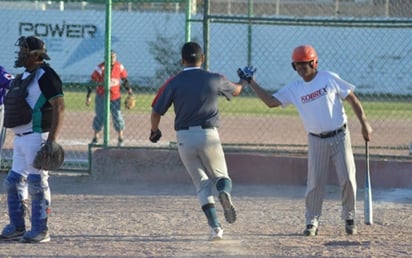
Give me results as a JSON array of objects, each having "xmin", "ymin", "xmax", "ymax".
[
  {"xmin": 0, "ymin": 36, "xmax": 65, "ymax": 243},
  {"xmin": 242, "ymin": 45, "xmax": 372, "ymax": 236}
]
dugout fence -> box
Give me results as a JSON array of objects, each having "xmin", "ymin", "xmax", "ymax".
[{"xmin": 0, "ymin": 0, "xmax": 411, "ymax": 174}]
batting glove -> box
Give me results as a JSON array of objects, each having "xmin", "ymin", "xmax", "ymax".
[
  {"xmin": 149, "ymin": 129, "xmax": 162, "ymax": 143},
  {"xmin": 237, "ymin": 66, "xmax": 257, "ymax": 83}
]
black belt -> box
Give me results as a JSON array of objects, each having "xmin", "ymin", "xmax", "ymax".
[
  {"xmin": 179, "ymin": 125, "xmax": 215, "ymax": 131},
  {"xmin": 15, "ymin": 131, "xmax": 34, "ymax": 137},
  {"xmin": 310, "ymin": 124, "xmax": 346, "ymax": 139}
]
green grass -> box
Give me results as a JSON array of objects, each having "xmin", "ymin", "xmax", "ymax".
[{"xmin": 63, "ymin": 91, "xmax": 412, "ymax": 120}]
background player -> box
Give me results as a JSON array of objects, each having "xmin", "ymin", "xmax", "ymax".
[
  {"xmin": 86, "ymin": 50, "xmax": 133, "ymax": 146},
  {"xmin": 0, "ymin": 66, "xmax": 14, "ymax": 161},
  {"xmin": 150, "ymin": 42, "xmax": 247, "ymax": 241},
  {"xmin": 240, "ymin": 45, "xmax": 372, "ymax": 236}
]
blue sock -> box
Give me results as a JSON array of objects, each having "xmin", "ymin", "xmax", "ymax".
[
  {"xmin": 216, "ymin": 178, "xmax": 232, "ymax": 193},
  {"xmin": 202, "ymin": 203, "xmax": 219, "ymax": 228}
]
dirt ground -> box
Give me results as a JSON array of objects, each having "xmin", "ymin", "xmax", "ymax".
[{"xmin": 0, "ymin": 173, "xmax": 411, "ymax": 258}]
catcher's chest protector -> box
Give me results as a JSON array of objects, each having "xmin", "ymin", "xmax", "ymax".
[{"xmin": 4, "ymin": 71, "xmax": 37, "ymax": 128}]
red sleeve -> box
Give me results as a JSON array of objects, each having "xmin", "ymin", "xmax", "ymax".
[
  {"xmin": 151, "ymin": 77, "xmax": 174, "ymax": 107},
  {"xmin": 120, "ymin": 63, "xmax": 128, "ymax": 79},
  {"xmin": 91, "ymin": 63, "xmax": 104, "ymax": 82}
]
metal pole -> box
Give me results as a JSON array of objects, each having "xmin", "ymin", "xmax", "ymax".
[
  {"xmin": 203, "ymin": 0, "xmax": 210, "ymax": 70},
  {"xmin": 104, "ymin": 0, "xmax": 112, "ymax": 147},
  {"xmin": 247, "ymin": 0, "xmax": 253, "ymax": 65},
  {"xmin": 185, "ymin": 0, "xmax": 192, "ymax": 42}
]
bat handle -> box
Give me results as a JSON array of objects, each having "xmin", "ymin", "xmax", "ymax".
[{"xmin": 365, "ymin": 140, "xmax": 369, "ymax": 172}]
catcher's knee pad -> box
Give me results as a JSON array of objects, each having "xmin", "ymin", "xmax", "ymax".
[
  {"xmin": 4, "ymin": 171, "xmax": 28, "ymax": 227},
  {"xmin": 4, "ymin": 170, "xmax": 26, "ymax": 192},
  {"xmin": 27, "ymin": 174, "xmax": 50, "ymax": 201}
]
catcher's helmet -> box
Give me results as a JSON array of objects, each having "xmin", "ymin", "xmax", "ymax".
[
  {"xmin": 14, "ymin": 36, "xmax": 50, "ymax": 68},
  {"xmin": 291, "ymin": 45, "xmax": 318, "ymax": 70}
]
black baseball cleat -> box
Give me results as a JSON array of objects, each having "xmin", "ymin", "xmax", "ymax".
[
  {"xmin": 118, "ymin": 137, "xmax": 124, "ymax": 147},
  {"xmin": 90, "ymin": 137, "xmax": 98, "ymax": 145},
  {"xmin": 303, "ymin": 224, "xmax": 318, "ymax": 236},
  {"xmin": 20, "ymin": 230, "xmax": 50, "ymax": 243},
  {"xmin": 345, "ymin": 220, "xmax": 357, "ymax": 235},
  {"xmin": 0, "ymin": 224, "xmax": 26, "ymax": 241},
  {"xmin": 218, "ymin": 191, "xmax": 237, "ymax": 224}
]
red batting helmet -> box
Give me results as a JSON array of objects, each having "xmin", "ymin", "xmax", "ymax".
[{"xmin": 291, "ymin": 45, "xmax": 318, "ymax": 70}]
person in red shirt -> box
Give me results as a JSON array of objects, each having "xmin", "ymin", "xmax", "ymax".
[{"xmin": 86, "ymin": 50, "xmax": 133, "ymax": 146}]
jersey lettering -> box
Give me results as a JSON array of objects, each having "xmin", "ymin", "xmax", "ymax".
[{"xmin": 301, "ymin": 86, "xmax": 327, "ymax": 104}]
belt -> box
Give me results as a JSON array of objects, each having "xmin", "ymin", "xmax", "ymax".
[
  {"xmin": 179, "ymin": 125, "xmax": 215, "ymax": 131},
  {"xmin": 15, "ymin": 131, "xmax": 34, "ymax": 137},
  {"xmin": 310, "ymin": 124, "xmax": 346, "ymax": 139}
]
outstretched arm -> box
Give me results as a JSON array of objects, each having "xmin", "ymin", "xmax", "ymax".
[
  {"xmin": 345, "ymin": 91, "xmax": 372, "ymax": 141},
  {"xmin": 232, "ymin": 80, "xmax": 248, "ymax": 97},
  {"xmin": 237, "ymin": 66, "xmax": 281, "ymax": 108},
  {"xmin": 248, "ymin": 79, "xmax": 282, "ymax": 108}
]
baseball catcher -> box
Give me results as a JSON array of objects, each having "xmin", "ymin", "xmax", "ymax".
[
  {"xmin": 124, "ymin": 93, "xmax": 136, "ymax": 109},
  {"xmin": 33, "ymin": 141, "xmax": 65, "ymax": 171}
]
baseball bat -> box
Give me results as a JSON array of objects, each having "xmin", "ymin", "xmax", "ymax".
[
  {"xmin": 364, "ymin": 140, "xmax": 373, "ymax": 225},
  {"xmin": 0, "ymin": 127, "xmax": 6, "ymax": 169}
]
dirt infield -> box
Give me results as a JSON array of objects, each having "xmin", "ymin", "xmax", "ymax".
[{"xmin": 0, "ymin": 173, "xmax": 411, "ymax": 257}]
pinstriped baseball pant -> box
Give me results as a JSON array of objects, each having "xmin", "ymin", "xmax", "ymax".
[{"xmin": 305, "ymin": 129, "xmax": 357, "ymax": 226}]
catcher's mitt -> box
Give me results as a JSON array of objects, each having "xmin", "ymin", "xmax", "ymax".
[
  {"xmin": 33, "ymin": 141, "xmax": 65, "ymax": 171},
  {"xmin": 124, "ymin": 94, "xmax": 136, "ymax": 109}
]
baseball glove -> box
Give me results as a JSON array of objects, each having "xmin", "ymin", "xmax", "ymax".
[
  {"xmin": 33, "ymin": 141, "xmax": 65, "ymax": 171},
  {"xmin": 124, "ymin": 94, "xmax": 136, "ymax": 109}
]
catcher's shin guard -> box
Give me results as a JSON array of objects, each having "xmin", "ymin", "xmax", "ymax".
[
  {"xmin": 27, "ymin": 174, "xmax": 51, "ymax": 233},
  {"xmin": 4, "ymin": 171, "xmax": 28, "ymax": 228}
]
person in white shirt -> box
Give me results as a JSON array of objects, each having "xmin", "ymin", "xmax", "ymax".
[{"xmin": 240, "ymin": 45, "xmax": 372, "ymax": 236}]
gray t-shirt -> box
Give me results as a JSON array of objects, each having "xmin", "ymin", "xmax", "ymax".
[{"xmin": 152, "ymin": 68, "xmax": 236, "ymax": 131}]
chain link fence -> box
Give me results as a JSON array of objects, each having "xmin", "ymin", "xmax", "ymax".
[{"xmin": 0, "ymin": 0, "xmax": 411, "ymax": 173}]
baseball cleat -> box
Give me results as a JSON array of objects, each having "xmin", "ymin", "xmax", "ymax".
[
  {"xmin": 218, "ymin": 191, "xmax": 237, "ymax": 224},
  {"xmin": 20, "ymin": 230, "xmax": 50, "ymax": 243},
  {"xmin": 345, "ymin": 220, "xmax": 357, "ymax": 235},
  {"xmin": 90, "ymin": 137, "xmax": 98, "ymax": 145},
  {"xmin": 0, "ymin": 224, "xmax": 26, "ymax": 241},
  {"xmin": 303, "ymin": 224, "xmax": 318, "ymax": 236},
  {"xmin": 209, "ymin": 226, "xmax": 223, "ymax": 241}
]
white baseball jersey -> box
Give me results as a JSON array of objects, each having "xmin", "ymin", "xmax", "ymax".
[{"xmin": 274, "ymin": 70, "xmax": 355, "ymax": 134}]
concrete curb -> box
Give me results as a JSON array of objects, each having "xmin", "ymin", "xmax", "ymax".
[{"xmin": 92, "ymin": 148, "xmax": 412, "ymax": 188}]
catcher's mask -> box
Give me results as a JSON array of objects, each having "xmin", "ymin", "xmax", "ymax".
[
  {"xmin": 291, "ymin": 45, "xmax": 318, "ymax": 70},
  {"xmin": 14, "ymin": 36, "xmax": 50, "ymax": 68}
]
